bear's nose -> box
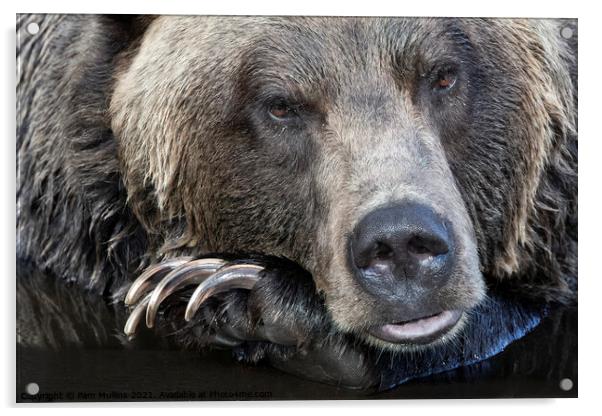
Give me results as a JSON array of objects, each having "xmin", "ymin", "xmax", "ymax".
[{"xmin": 349, "ymin": 203, "xmax": 454, "ymax": 293}]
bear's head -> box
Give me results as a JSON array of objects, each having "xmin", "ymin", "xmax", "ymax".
[{"xmin": 110, "ymin": 17, "xmax": 577, "ymax": 350}]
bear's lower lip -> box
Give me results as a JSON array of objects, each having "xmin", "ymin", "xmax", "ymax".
[{"xmin": 369, "ymin": 310, "xmax": 463, "ymax": 345}]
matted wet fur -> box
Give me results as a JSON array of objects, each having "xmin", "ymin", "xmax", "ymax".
[{"xmin": 17, "ymin": 15, "xmax": 577, "ymax": 389}]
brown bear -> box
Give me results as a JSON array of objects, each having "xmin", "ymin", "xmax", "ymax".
[{"xmin": 17, "ymin": 15, "xmax": 577, "ymax": 390}]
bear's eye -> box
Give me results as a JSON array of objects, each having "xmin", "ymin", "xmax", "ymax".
[
  {"xmin": 432, "ymin": 67, "xmax": 458, "ymax": 92},
  {"xmin": 268, "ymin": 101, "xmax": 296, "ymax": 121}
]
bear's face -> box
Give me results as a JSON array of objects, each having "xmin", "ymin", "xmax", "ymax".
[{"xmin": 111, "ymin": 17, "xmax": 573, "ymax": 349}]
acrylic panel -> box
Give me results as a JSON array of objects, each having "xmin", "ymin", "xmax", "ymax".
[{"xmin": 16, "ymin": 14, "xmax": 578, "ymax": 401}]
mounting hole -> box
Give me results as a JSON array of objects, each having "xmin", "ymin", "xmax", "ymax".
[
  {"xmin": 25, "ymin": 382, "xmax": 39, "ymax": 395},
  {"xmin": 560, "ymin": 26, "xmax": 573, "ymax": 39},
  {"xmin": 559, "ymin": 378, "xmax": 573, "ymax": 391},
  {"xmin": 26, "ymin": 22, "xmax": 40, "ymax": 35}
]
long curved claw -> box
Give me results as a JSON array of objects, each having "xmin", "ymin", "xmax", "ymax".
[
  {"xmin": 125, "ymin": 257, "xmax": 194, "ymax": 306},
  {"xmin": 184, "ymin": 264, "xmax": 264, "ymax": 322},
  {"xmin": 145, "ymin": 258, "xmax": 226, "ymax": 328},
  {"xmin": 124, "ymin": 293, "xmax": 152, "ymax": 338}
]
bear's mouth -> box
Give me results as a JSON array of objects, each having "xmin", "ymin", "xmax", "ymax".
[{"xmin": 368, "ymin": 310, "xmax": 463, "ymax": 345}]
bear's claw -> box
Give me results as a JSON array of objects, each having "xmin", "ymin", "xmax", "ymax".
[
  {"xmin": 124, "ymin": 257, "xmax": 194, "ymax": 306},
  {"xmin": 123, "ymin": 257, "xmax": 263, "ymax": 337},
  {"xmin": 184, "ymin": 264, "xmax": 263, "ymax": 322},
  {"xmin": 145, "ymin": 258, "xmax": 227, "ymax": 328},
  {"xmin": 123, "ymin": 293, "xmax": 152, "ymax": 338}
]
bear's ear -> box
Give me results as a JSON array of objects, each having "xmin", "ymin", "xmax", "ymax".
[{"xmin": 102, "ymin": 14, "xmax": 157, "ymax": 44}]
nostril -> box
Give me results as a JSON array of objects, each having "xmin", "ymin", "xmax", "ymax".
[
  {"xmin": 407, "ymin": 237, "xmax": 431, "ymax": 255},
  {"xmin": 356, "ymin": 241, "xmax": 396, "ymax": 276},
  {"xmin": 407, "ymin": 236, "xmax": 448, "ymax": 260},
  {"xmin": 373, "ymin": 242, "xmax": 393, "ymax": 261},
  {"xmin": 353, "ymin": 241, "xmax": 394, "ymax": 270}
]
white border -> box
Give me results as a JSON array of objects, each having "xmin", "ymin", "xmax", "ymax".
[
  {"xmin": 2, "ymin": 0, "xmax": 600, "ymax": 414},
  {"xmin": 9, "ymin": 0, "xmax": 583, "ymax": 17}
]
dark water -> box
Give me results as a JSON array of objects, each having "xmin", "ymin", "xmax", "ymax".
[{"xmin": 16, "ymin": 264, "xmax": 577, "ymax": 402}]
